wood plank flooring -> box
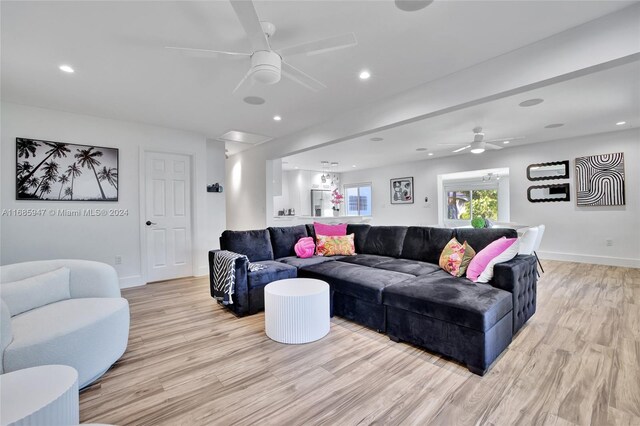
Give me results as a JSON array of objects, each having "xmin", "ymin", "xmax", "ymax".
[{"xmin": 79, "ymin": 261, "xmax": 640, "ymax": 425}]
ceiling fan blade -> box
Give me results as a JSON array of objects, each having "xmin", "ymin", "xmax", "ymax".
[
  {"xmin": 278, "ymin": 33, "xmax": 357, "ymax": 57},
  {"xmin": 165, "ymin": 46, "xmax": 251, "ymax": 58},
  {"xmin": 281, "ymin": 60, "xmax": 327, "ymax": 92},
  {"xmin": 232, "ymin": 68, "xmax": 253, "ymax": 93},
  {"xmin": 485, "ymin": 143, "xmax": 504, "ymax": 150},
  {"xmin": 483, "ymin": 136, "xmax": 525, "ymax": 143},
  {"xmin": 453, "ymin": 145, "xmax": 471, "ymax": 153},
  {"xmin": 438, "ymin": 143, "xmax": 469, "ymax": 146},
  {"xmin": 229, "ymin": 0, "xmax": 271, "ymax": 52}
]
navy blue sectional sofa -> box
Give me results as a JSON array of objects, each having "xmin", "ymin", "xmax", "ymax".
[{"xmin": 209, "ymin": 223, "xmax": 537, "ymax": 375}]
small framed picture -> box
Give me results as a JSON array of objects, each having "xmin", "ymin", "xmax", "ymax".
[{"xmin": 390, "ymin": 177, "xmax": 414, "ymax": 204}]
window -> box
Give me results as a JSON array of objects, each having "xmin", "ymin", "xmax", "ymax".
[
  {"xmin": 446, "ymin": 189, "xmax": 498, "ymax": 221},
  {"xmin": 344, "ymin": 183, "xmax": 372, "ymax": 216}
]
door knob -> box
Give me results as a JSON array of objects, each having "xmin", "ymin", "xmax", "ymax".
[{"xmin": 145, "ymin": 220, "xmax": 157, "ymax": 226}]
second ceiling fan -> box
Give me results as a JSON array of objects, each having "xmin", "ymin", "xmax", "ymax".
[
  {"xmin": 166, "ymin": 0, "xmax": 358, "ymax": 93},
  {"xmin": 439, "ymin": 127, "xmax": 523, "ymax": 154}
]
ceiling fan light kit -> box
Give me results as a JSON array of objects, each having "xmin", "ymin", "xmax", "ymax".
[
  {"xmin": 470, "ymin": 142, "xmax": 485, "ymax": 154},
  {"xmin": 250, "ymin": 50, "xmax": 281, "ymax": 84}
]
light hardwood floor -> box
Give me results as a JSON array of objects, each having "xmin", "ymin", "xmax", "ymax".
[{"xmin": 80, "ymin": 261, "xmax": 640, "ymax": 425}]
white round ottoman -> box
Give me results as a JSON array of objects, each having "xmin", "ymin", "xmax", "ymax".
[
  {"xmin": 0, "ymin": 365, "xmax": 79, "ymax": 426},
  {"xmin": 264, "ymin": 278, "xmax": 330, "ymax": 344}
]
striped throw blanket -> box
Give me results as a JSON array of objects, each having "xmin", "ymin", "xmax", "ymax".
[{"xmin": 213, "ymin": 250, "xmax": 266, "ymax": 305}]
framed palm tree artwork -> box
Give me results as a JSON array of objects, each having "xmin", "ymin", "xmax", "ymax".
[{"xmin": 16, "ymin": 138, "xmax": 119, "ymax": 201}]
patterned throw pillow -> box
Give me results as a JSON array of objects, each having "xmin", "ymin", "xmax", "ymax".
[
  {"xmin": 439, "ymin": 238, "xmax": 476, "ymax": 277},
  {"xmin": 316, "ymin": 234, "xmax": 356, "ymax": 256}
]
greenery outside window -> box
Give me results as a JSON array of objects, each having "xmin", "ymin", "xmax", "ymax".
[
  {"xmin": 344, "ymin": 183, "xmax": 372, "ymax": 216},
  {"xmin": 445, "ymin": 184, "xmax": 499, "ymax": 225}
]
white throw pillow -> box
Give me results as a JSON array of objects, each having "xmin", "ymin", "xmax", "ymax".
[
  {"xmin": 476, "ymin": 240, "xmax": 520, "ymax": 283},
  {"xmin": 1, "ymin": 267, "xmax": 71, "ymax": 316}
]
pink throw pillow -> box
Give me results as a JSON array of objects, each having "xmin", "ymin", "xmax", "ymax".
[
  {"xmin": 466, "ymin": 237, "xmax": 519, "ymax": 283},
  {"xmin": 294, "ymin": 237, "xmax": 315, "ymax": 259},
  {"xmin": 313, "ymin": 222, "xmax": 347, "ymax": 237}
]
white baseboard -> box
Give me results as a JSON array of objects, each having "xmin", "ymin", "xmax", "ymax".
[
  {"xmin": 537, "ymin": 251, "xmax": 640, "ymax": 268},
  {"xmin": 195, "ymin": 265, "xmax": 209, "ymax": 277},
  {"xmin": 119, "ymin": 275, "xmax": 145, "ymax": 289}
]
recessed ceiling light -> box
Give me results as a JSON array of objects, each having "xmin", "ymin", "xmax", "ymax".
[
  {"xmin": 59, "ymin": 64, "xmax": 74, "ymax": 73},
  {"xmin": 616, "ymin": 121, "xmax": 627, "ymax": 126},
  {"xmin": 545, "ymin": 123, "xmax": 564, "ymax": 128},
  {"xmin": 370, "ymin": 137, "xmax": 383, "ymax": 141},
  {"xmin": 352, "ymin": 165, "xmax": 357, "ymax": 168},
  {"xmin": 428, "ymin": 153, "xmax": 434, "ymax": 156},
  {"xmin": 294, "ymin": 166, "xmax": 299, "ymax": 169},
  {"xmin": 359, "ymin": 70, "xmax": 371, "ymax": 80},
  {"xmin": 416, "ymin": 148, "xmax": 427, "ymax": 152},
  {"xmin": 503, "ymin": 140, "xmax": 510, "ymax": 144},
  {"xmin": 395, "ymin": 0, "xmax": 434, "ymax": 12},
  {"xmin": 273, "ymin": 115, "xmax": 281, "ymax": 121},
  {"xmin": 243, "ymin": 96, "xmax": 265, "ymax": 105},
  {"xmin": 519, "ymin": 98, "xmax": 544, "ymax": 107}
]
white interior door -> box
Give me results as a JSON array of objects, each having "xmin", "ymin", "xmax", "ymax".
[{"xmin": 144, "ymin": 152, "xmax": 193, "ymax": 282}]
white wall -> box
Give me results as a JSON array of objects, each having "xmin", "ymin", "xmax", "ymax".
[
  {"xmin": 340, "ymin": 129, "xmax": 639, "ymax": 267},
  {"xmin": 1, "ymin": 102, "xmax": 226, "ymax": 287}
]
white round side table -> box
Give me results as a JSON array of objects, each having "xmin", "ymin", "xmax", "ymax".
[
  {"xmin": 0, "ymin": 365, "xmax": 79, "ymax": 426},
  {"xmin": 264, "ymin": 278, "xmax": 330, "ymax": 344}
]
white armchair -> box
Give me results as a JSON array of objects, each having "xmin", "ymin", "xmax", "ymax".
[{"xmin": 0, "ymin": 260, "xmax": 129, "ymax": 388}]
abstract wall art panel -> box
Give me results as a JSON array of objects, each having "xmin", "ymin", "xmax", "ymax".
[{"xmin": 575, "ymin": 152, "xmax": 625, "ymax": 206}]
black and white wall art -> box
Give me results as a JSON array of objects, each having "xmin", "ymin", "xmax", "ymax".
[
  {"xmin": 390, "ymin": 177, "xmax": 414, "ymax": 204},
  {"xmin": 575, "ymin": 152, "xmax": 625, "ymax": 206},
  {"xmin": 16, "ymin": 138, "xmax": 119, "ymax": 201}
]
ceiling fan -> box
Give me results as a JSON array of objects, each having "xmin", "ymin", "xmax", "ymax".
[
  {"xmin": 439, "ymin": 127, "xmax": 523, "ymax": 154},
  {"xmin": 166, "ymin": 0, "xmax": 358, "ymax": 93}
]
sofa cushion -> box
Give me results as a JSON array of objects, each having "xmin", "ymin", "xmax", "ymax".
[
  {"xmin": 383, "ymin": 270, "xmax": 512, "ymax": 332},
  {"xmin": 454, "ymin": 228, "xmax": 518, "ymax": 253},
  {"xmin": 401, "ymin": 227, "xmax": 455, "ymax": 264},
  {"xmin": 337, "ymin": 254, "xmax": 395, "ymax": 268},
  {"xmin": 301, "ymin": 261, "xmax": 412, "ymax": 304},
  {"xmin": 277, "ymin": 256, "xmax": 337, "ymax": 269},
  {"xmin": 346, "ymin": 224, "xmax": 371, "ymax": 253},
  {"xmin": 5, "ymin": 297, "xmax": 129, "ymax": 388},
  {"xmin": 374, "ymin": 259, "xmax": 440, "ymax": 276},
  {"xmin": 1, "ymin": 267, "xmax": 71, "ymax": 316},
  {"xmin": 268, "ymin": 225, "xmax": 309, "ymax": 259},
  {"xmin": 361, "ymin": 226, "xmax": 408, "ymax": 257},
  {"xmin": 247, "ymin": 261, "xmax": 297, "ymax": 289},
  {"xmin": 220, "ymin": 229, "xmax": 274, "ymax": 262}
]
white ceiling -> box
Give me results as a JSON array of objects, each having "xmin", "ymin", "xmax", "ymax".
[
  {"xmin": 1, "ymin": 1, "xmax": 633, "ymax": 155},
  {"xmin": 282, "ymin": 60, "xmax": 639, "ymax": 173}
]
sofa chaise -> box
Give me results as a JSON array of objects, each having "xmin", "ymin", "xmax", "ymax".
[{"xmin": 209, "ymin": 224, "xmax": 537, "ymax": 375}]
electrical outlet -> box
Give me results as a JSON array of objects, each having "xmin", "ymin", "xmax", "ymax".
[
  {"xmin": 115, "ymin": 255, "xmax": 122, "ymax": 265},
  {"xmin": 605, "ymin": 239, "xmax": 613, "ymax": 247}
]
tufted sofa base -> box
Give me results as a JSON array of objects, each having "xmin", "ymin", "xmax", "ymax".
[
  {"xmin": 386, "ymin": 306, "xmax": 513, "ymax": 375},
  {"xmin": 332, "ymin": 291, "xmax": 386, "ymax": 332}
]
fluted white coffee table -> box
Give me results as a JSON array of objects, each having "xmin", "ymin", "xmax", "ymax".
[
  {"xmin": 0, "ymin": 365, "xmax": 79, "ymax": 426},
  {"xmin": 264, "ymin": 278, "xmax": 330, "ymax": 344}
]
